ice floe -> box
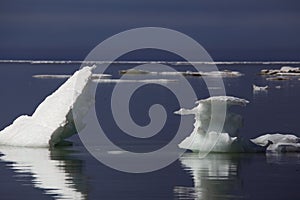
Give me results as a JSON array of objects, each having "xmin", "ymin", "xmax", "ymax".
[
  {"xmin": 33, "ymin": 73, "xmax": 111, "ymax": 80},
  {"xmin": 260, "ymin": 66, "xmax": 300, "ymax": 75},
  {"xmin": 119, "ymin": 69, "xmax": 243, "ymax": 77},
  {"xmin": 93, "ymin": 79, "xmax": 177, "ymax": 83}
]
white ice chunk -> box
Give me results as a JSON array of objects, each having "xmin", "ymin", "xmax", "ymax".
[
  {"xmin": 175, "ymin": 96, "xmax": 248, "ymax": 153},
  {"xmin": 251, "ymin": 133, "xmax": 300, "ymax": 153},
  {"xmin": 253, "ymin": 84, "xmax": 269, "ymax": 91},
  {"xmin": 0, "ymin": 66, "xmax": 93, "ymax": 147},
  {"xmin": 251, "ymin": 133, "xmax": 300, "ymax": 146},
  {"xmin": 280, "ymin": 66, "xmax": 300, "ymax": 73}
]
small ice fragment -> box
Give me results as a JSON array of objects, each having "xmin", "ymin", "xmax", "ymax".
[{"xmin": 253, "ymin": 84, "xmax": 269, "ymax": 91}]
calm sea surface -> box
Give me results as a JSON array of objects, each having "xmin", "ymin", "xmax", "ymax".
[{"xmin": 0, "ymin": 62, "xmax": 299, "ymax": 199}]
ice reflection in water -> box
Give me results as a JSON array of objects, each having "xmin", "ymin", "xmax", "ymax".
[
  {"xmin": 0, "ymin": 147, "xmax": 87, "ymax": 200},
  {"xmin": 175, "ymin": 153, "xmax": 243, "ymax": 200},
  {"xmin": 266, "ymin": 153, "xmax": 300, "ymax": 165}
]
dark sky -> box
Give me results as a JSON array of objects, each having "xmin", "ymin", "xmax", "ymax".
[{"xmin": 1, "ymin": 0, "xmax": 300, "ymax": 60}]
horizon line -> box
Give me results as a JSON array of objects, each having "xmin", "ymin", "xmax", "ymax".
[{"xmin": 1, "ymin": 59, "xmax": 300, "ymax": 65}]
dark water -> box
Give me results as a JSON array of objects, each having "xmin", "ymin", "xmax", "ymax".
[{"xmin": 0, "ymin": 63, "xmax": 300, "ymax": 199}]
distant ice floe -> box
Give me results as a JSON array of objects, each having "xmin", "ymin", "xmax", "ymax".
[
  {"xmin": 175, "ymin": 96, "xmax": 300, "ymax": 153},
  {"xmin": 266, "ymin": 76, "xmax": 290, "ymax": 81},
  {"xmin": 33, "ymin": 73, "xmax": 111, "ymax": 80},
  {"xmin": 93, "ymin": 79, "xmax": 177, "ymax": 83},
  {"xmin": 119, "ymin": 69, "xmax": 243, "ymax": 77},
  {"xmin": 91, "ymin": 74, "xmax": 111, "ymax": 79},
  {"xmin": 33, "ymin": 74, "xmax": 72, "ymax": 79},
  {"xmin": 0, "ymin": 66, "xmax": 94, "ymax": 147},
  {"xmin": 33, "ymin": 72, "xmax": 177, "ymax": 84},
  {"xmin": 260, "ymin": 66, "xmax": 300, "ymax": 76},
  {"xmin": 261, "ymin": 66, "xmax": 300, "ymax": 82}
]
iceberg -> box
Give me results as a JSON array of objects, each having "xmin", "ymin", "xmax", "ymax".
[
  {"xmin": 175, "ymin": 96, "xmax": 248, "ymax": 153},
  {"xmin": 175, "ymin": 96, "xmax": 300, "ymax": 153},
  {"xmin": 0, "ymin": 66, "xmax": 93, "ymax": 147}
]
